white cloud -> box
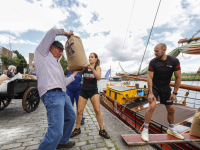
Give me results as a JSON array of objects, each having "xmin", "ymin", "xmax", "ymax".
[
  {"xmin": 70, "ymin": 0, "xmax": 200, "ymax": 76},
  {"xmin": 0, "ymin": 0, "xmax": 69, "ymax": 35},
  {"xmin": 1, "ymin": 0, "xmax": 200, "ymax": 77},
  {"xmin": 0, "ymin": 34, "xmax": 37, "ymax": 45}
]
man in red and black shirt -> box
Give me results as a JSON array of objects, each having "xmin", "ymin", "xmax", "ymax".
[{"xmin": 141, "ymin": 43, "xmax": 184, "ymax": 142}]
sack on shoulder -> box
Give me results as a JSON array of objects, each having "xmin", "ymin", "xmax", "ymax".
[
  {"xmin": 65, "ymin": 35, "xmax": 88, "ymax": 71},
  {"xmin": 189, "ymin": 108, "xmax": 200, "ymax": 137}
]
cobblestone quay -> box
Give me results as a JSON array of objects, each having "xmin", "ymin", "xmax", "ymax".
[{"xmin": 0, "ymin": 99, "xmax": 152, "ymax": 150}]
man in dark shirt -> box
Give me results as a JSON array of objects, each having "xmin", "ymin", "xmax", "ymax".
[{"xmin": 141, "ymin": 43, "xmax": 184, "ymax": 142}]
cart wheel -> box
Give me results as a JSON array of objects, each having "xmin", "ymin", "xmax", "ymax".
[
  {"xmin": 0, "ymin": 98, "xmax": 12, "ymax": 111},
  {"xmin": 22, "ymin": 87, "xmax": 40, "ymax": 113}
]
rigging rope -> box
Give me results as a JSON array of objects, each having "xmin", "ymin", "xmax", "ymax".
[
  {"xmin": 117, "ymin": 0, "xmax": 136, "ymax": 73},
  {"xmin": 137, "ymin": 0, "xmax": 161, "ymax": 76}
]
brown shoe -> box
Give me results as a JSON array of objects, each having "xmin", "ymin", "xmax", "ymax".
[{"xmin": 56, "ymin": 141, "xmax": 75, "ymax": 149}]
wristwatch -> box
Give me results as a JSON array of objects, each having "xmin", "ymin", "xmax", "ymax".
[
  {"xmin": 91, "ymin": 67, "xmax": 95, "ymax": 71},
  {"xmin": 173, "ymin": 92, "xmax": 177, "ymax": 95}
]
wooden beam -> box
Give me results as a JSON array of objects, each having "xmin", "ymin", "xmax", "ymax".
[
  {"xmin": 178, "ymin": 37, "xmax": 200, "ymax": 44},
  {"xmin": 121, "ymin": 134, "xmax": 200, "ymax": 146}
]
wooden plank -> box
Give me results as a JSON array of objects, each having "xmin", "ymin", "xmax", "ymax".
[{"xmin": 121, "ymin": 134, "xmax": 200, "ymax": 146}]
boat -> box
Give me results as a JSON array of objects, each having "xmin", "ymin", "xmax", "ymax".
[{"xmin": 99, "ymin": 36, "xmax": 200, "ymax": 150}]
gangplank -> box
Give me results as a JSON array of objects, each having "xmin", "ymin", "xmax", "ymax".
[{"xmin": 121, "ymin": 134, "xmax": 200, "ymax": 146}]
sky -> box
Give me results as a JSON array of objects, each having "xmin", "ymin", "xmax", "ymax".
[{"xmin": 0, "ymin": 0, "xmax": 200, "ymax": 77}]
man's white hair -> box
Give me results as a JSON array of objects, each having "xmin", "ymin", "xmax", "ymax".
[
  {"xmin": 3, "ymin": 70, "xmax": 8, "ymax": 74},
  {"xmin": 8, "ymin": 65, "xmax": 16, "ymax": 71}
]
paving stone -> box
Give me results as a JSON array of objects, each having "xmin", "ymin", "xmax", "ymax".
[
  {"xmin": 80, "ymin": 144, "xmax": 96, "ymax": 150},
  {"xmin": 97, "ymin": 142, "xmax": 106, "ymax": 148},
  {"xmin": 109, "ymin": 148, "xmax": 116, "ymax": 150},
  {"xmin": 16, "ymin": 138, "xmax": 33, "ymax": 143},
  {"xmin": 89, "ymin": 138, "xmax": 104, "ymax": 144},
  {"xmin": 105, "ymin": 140, "xmax": 114, "ymax": 148},
  {"xmin": 25, "ymin": 144, "xmax": 39, "ymax": 150},
  {"xmin": 79, "ymin": 135, "xmax": 94, "ymax": 141},
  {"xmin": 81, "ymin": 130, "xmax": 92, "ymax": 133},
  {"xmin": 68, "ymin": 147, "xmax": 80, "ymax": 150},
  {"xmin": 75, "ymin": 141, "xmax": 86, "ymax": 146},
  {"xmin": 27, "ymin": 133, "xmax": 43, "ymax": 138},
  {"xmin": 10, "ymin": 147, "xmax": 25, "ymax": 150},
  {"xmin": 1, "ymin": 143, "xmax": 22, "ymax": 150},
  {"xmin": 85, "ymin": 122, "xmax": 94, "ymax": 125},
  {"xmin": 95, "ymin": 148, "xmax": 108, "ymax": 150},
  {"xmin": 22, "ymin": 140, "xmax": 40, "ymax": 147},
  {"xmin": 89, "ymin": 132, "xmax": 99, "ymax": 136},
  {"xmin": 70, "ymin": 138, "xmax": 79, "ymax": 142}
]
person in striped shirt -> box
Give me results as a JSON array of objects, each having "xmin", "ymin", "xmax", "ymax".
[{"xmin": 34, "ymin": 28, "xmax": 81, "ymax": 150}]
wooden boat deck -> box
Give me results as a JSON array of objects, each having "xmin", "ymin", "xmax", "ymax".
[{"xmin": 138, "ymin": 104, "xmax": 195, "ymax": 127}]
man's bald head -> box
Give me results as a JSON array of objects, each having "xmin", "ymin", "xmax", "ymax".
[
  {"xmin": 154, "ymin": 43, "xmax": 167, "ymax": 60},
  {"xmin": 155, "ymin": 43, "xmax": 167, "ymax": 50}
]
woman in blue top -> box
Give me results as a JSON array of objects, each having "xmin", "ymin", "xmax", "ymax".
[
  {"xmin": 7, "ymin": 65, "xmax": 16, "ymax": 78},
  {"xmin": 65, "ymin": 70, "xmax": 85, "ymax": 125}
]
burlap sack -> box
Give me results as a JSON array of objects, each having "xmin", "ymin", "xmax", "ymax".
[
  {"xmin": 189, "ymin": 108, "xmax": 200, "ymax": 137},
  {"xmin": 22, "ymin": 74, "xmax": 31, "ymax": 79},
  {"xmin": 65, "ymin": 35, "xmax": 88, "ymax": 71},
  {"xmin": 0, "ymin": 77, "xmax": 11, "ymax": 85},
  {"xmin": 22, "ymin": 74, "xmax": 26, "ymax": 79}
]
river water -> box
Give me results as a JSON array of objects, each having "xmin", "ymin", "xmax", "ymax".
[{"xmin": 97, "ymin": 80, "xmax": 200, "ymax": 109}]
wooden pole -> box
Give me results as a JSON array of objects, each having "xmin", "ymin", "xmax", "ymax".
[
  {"xmin": 178, "ymin": 37, "xmax": 200, "ymax": 44},
  {"xmin": 110, "ymin": 66, "xmax": 111, "ymax": 85}
]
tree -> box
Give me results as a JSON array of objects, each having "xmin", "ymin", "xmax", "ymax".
[
  {"xmin": 60, "ymin": 55, "xmax": 68, "ymax": 70},
  {"xmin": 13, "ymin": 50, "xmax": 28, "ymax": 73},
  {"xmin": 0, "ymin": 53, "xmax": 20, "ymax": 69}
]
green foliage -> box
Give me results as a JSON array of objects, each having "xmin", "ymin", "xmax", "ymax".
[
  {"xmin": 171, "ymin": 73, "xmax": 200, "ymax": 81},
  {"xmin": 0, "ymin": 53, "xmax": 20, "ymax": 68},
  {"xmin": 13, "ymin": 50, "xmax": 28, "ymax": 73},
  {"xmin": 60, "ymin": 55, "xmax": 68, "ymax": 70}
]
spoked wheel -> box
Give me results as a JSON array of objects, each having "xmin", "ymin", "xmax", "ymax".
[
  {"xmin": 0, "ymin": 98, "xmax": 11, "ymax": 111},
  {"xmin": 22, "ymin": 87, "xmax": 40, "ymax": 113}
]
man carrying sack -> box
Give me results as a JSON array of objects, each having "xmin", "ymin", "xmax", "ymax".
[{"xmin": 34, "ymin": 28, "xmax": 81, "ymax": 150}]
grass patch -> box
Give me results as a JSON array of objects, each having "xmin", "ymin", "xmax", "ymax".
[
  {"xmin": 86, "ymin": 132, "xmax": 89, "ymax": 136},
  {"xmin": 110, "ymin": 138, "xmax": 120, "ymax": 150},
  {"xmin": 86, "ymin": 139, "xmax": 90, "ymax": 145}
]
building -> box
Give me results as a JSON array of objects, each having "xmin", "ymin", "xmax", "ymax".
[
  {"xmin": 29, "ymin": 53, "xmax": 34, "ymax": 66},
  {"xmin": 0, "ymin": 46, "xmax": 15, "ymax": 74}
]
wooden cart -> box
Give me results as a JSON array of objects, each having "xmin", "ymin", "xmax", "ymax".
[{"xmin": 0, "ymin": 79, "xmax": 40, "ymax": 113}]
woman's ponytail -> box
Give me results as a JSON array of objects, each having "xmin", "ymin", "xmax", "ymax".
[{"xmin": 96, "ymin": 58, "xmax": 100, "ymax": 66}]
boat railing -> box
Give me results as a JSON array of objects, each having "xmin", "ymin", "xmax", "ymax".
[{"xmin": 176, "ymin": 95, "xmax": 200, "ymax": 108}]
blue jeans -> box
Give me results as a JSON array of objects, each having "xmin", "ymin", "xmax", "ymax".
[
  {"xmin": 66, "ymin": 89, "xmax": 85, "ymax": 121},
  {"xmin": 38, "ymin": 88, "xmax": 76, "ymax": 150}
]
